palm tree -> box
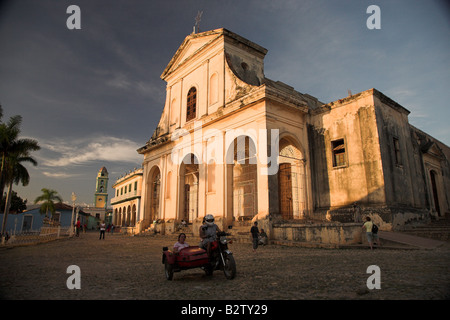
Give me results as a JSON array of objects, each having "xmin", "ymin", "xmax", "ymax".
[
  {"xmin": 0, "ymin": 114, "xmax": 40, "ymax": 203},
  {"xmin": 0, "ymin": 107, "xmax": 40, "ymax": 239},
  {"xmin": 1, "ymin": 152, "xmax": 38, "ymax": 233},
  {"xmin": 34, "ymin": 188, "xmax": 63, "ymax": 219}
]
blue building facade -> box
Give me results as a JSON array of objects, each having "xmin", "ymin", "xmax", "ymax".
[{"xmin": 0, "ymin": 203, "xmax": 89, "ymax": 234}]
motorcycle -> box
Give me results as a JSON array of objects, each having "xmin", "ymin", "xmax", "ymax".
[{"xmin": 162, "ymin": 229, "xmax": 236, "ymax": 280}]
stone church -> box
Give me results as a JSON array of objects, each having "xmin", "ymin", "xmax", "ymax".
[{"xmin": 136, "ymin": 28, "xmax": 449, "ymax": 241}]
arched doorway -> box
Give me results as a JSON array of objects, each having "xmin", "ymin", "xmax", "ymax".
[
  {"xmin": 179, "ymin": 154, "xmax": 199, "ymax": 223},
  {"xmin": 131, "ymin": 204, "xmax": 137, "ymax": 226},
  {"xmin": 126, "ymin": 206, "xmax": 131, "ymax": 226},
  {"xmin": 149, "ymin": 167, "xmax": 161, "ymax": 222},
  {"xmin": 430, "ymin": 170, "xmax": 441, "ymax": 216},
  {"xmin": 278, "ymin": 137, "xmax": 306, "ymax": 220},
  {"xmin": 226, "ymin": 136, "xmax": 258, "ymax": 222}
]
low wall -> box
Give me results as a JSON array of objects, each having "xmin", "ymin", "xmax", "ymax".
[
  {"xmin": 2, "ymin": 226, "xmax": 72, "ymax": 246},
  {"xmin": 271, "ymin": 223, "xmax": 363, "ymax": 245}
]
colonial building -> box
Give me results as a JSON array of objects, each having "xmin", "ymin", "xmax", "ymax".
[
  {"xmin": 111, "ymin": 167, "xmax": 143, "ymax": 233},
  {"xmin": 136, "ymin": 28, "xmax": 450, "ymax": 239}
]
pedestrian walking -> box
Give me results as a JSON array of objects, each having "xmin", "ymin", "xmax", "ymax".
[
  {"xmin": 362, "ymin": 217, "xmax": 374, "ymax": 250},
  {"xmin": 76, "ymin": 218, "xmax": 81, "ymax": 237},
  {"xmin": 99, "ymin": 221, "xmax": 106, "ymax": 240},
  {"xmin": 250, "ymin": 221, "xmax": 259, "ymax": 252}
]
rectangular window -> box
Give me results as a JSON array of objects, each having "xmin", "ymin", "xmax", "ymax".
[
  {"xmin": 393, "ymin": 137, "xmax": 402, "ymax": 165},
  {"xmin": 52, "ymin": 212, "xmax": 61, "ymax": 222},
  {"xmin": 134, "ymin": 181, "xmax": 138, "ymax": 191},
  {"xmin": 332, "ymin": 139, "xmax": 346, "ymax": 167}
]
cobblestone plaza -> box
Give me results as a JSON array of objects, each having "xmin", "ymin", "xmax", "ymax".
[{"xmin": 0, "ymin": 231, "xmax": 449, "ymax": 300}]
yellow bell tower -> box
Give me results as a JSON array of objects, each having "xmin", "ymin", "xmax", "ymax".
[{"xmin": 95, "ymin": 167, "xmax": 109, "ymax": 208}]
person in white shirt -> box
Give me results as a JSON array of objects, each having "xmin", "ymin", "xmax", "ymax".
[{"xmin": 99, "ymin": 221, "xmax": 106, "ymax": 240}]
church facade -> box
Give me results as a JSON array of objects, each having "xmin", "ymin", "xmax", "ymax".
[{"xmin": 135, "ymin": 28, "xmax": 450, "ymax": 237}]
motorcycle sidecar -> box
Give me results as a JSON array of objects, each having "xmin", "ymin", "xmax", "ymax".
[{"xmin": 162, "ymin": 246, "xmax": 210, "ymax": 280}]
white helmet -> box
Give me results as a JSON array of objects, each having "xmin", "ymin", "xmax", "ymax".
[{"xmin": 205, "ymin": 214, "xmax": 214, "ymax": 226}]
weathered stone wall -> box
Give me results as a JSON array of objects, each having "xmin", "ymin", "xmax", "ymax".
[
  {"xmin": 271, "ymin": 222, "xmax": 363, "ymax": 245},
  {"xmin": 308, "ymin": 90, "xmax": 385, "ymax": 211}
]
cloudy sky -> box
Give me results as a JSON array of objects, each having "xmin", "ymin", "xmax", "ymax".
[{"xmin": 0, "ymin": 0, "xmax": 449, "ymax": 206}]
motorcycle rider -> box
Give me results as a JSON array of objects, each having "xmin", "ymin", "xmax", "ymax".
[{"xmin": 199, "ymin": 214, "xmax": 222, "ymax": 260}]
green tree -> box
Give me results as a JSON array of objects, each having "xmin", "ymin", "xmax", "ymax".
[
  {"xmin": 34, "ymin": 188, "xmax": 63, "ymax": 218},
  {"xmin": 0, "ymin": 111, "xmax": 40, "ymax": 203},
  {"xmin": 1, "ymin": 190, "xmax": 27, "ymax": 213},
  {"xmin": 2, "ymin": 152, "xmax": 37, "ymax": 221},
  {"xmin": 0, "ymin": 105, "xmax": 40, "ymax": 238}
]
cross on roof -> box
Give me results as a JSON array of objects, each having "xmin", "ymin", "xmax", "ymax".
[{"xmin": 194, "ymin": 11, "xmax": 203, "ymax": 33}]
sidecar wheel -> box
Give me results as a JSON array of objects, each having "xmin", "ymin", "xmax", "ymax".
[
  {"xmin": 165, "ymin": 261, "xmax": 174, "ymax": 280},
  {"xmin": 223, "ymin": 254, "xmax": 236, "ymax": 280}
]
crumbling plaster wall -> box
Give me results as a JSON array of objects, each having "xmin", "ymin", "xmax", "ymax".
[{"xmin": 308, "ymin": 91, "xmax": 385, "ymax": 212}]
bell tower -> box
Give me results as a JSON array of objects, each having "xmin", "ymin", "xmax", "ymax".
[{"xmin": 95, "ymin": 167, "xmax": 109, "ymax": 208}]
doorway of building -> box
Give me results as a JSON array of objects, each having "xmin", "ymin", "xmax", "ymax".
[
  {"xmin": 150, "ymin": 169, "xmax": 161, "ymax": 221},
  {"xmin": 430, "ymin": 170, "xmax": 441, "ymax": 216},
  {"xmin": 279, "ymin": 163, "xmax": 293, "ymax": 219},
  {"xmin": 180, "ymin": 154, "xmax": 199, "ymax": 223},
  {"xmin": 228, "ymin": 136, "xmax": 258, "ymax": 221}
]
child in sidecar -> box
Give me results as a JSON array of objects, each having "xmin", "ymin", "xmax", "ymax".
[
  {"xmin": 173, "ymin": 233, "xmax": 189, "ymax": 252},
  {"xmin": 162, "ymin": 233, "xmax": 211, "ymax": 280}
]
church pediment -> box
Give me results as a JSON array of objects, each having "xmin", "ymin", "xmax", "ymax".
[
  {"xmin": 424, "ymin": 142, "xmax": 445, "ymax": 160},
  {"xmin": 161, "ymin": 30, "xmax": 222, "ymax": 80}
]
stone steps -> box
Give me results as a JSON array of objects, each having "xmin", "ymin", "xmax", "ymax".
[{"xmin": 400, "ymin": 218, "xmax": 450, "ymax": 241}]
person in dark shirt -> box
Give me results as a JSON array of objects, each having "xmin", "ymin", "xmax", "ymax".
[{"xmin": 250, "ymin": 221, "xmax": 259, "ymax": 252}]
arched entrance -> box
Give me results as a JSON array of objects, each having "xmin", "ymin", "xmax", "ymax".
[
  {"xmin": 278, "ymin": 137, "xmax": 306, "ymax": 220},
  {"xmin": 131, "ymin": 204, "xmax": 137, "ymax": 226},
  {"xmin": 149, "ymin": 167, "xmax": 161, "ymax": 222},
  {"xmin": 179, "ymin": 154, "xmax": 199, "ymax": 223},
  {"xmin": 430, "ymin": 170, "xmax": 441, "ymax": 216},
  {"xmin": 226, "ymin": 136, "xmax": 258, "ymax": 222}
]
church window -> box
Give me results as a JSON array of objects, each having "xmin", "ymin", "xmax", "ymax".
[
  {"xmin": 186, "ymin": 87, "xmax": 197, "ymax": 122},
  {"xmin": 393, "ymin": 137, "xmax": 402, "ymax": 166},
  {"xmin": 332, "ymin": 139, "xmax": 346, "ymax": 167}
]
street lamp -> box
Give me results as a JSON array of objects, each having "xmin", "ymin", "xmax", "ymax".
[{"xmin": 70, "ymin": 192, "xmax": 77, "ymax": 236}]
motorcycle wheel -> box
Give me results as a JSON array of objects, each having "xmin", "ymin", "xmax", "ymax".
[
  {"xmin": 164, "ymin": 261, "xmax": 174, "ymax": 280},
  {"xmin": 222, "ymin": 254, "xmax": 236, "ymax": 280}
]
